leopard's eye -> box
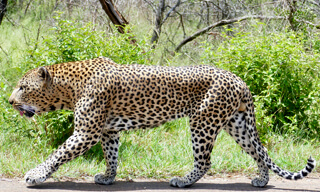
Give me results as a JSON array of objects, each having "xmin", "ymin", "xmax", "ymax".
[{"xmin": 19, "ymin": 86, "xmax": 26, "ymax": 91}]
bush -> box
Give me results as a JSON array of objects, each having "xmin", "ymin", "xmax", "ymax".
[
  {"xmin": 201, "ymin": 27, "xmax": 320, "ymax": 142},
  {"xmin": 24, "ymin": 14, "xmax": 153, "ymax": 70}
]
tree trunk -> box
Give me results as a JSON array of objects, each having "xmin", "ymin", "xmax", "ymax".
[
  {"xmin": 287, "ymin": 0, "xmax": 297, "ymax": 31},
  {"xmin": 0, "ymin": 0, "xmax": 8, "ymax": 25},
  {"xmin": 99, "ymin": 0, "xmax": 136, "ymax": 44},
  {"xmin": 151, "ymin": 0, "xmax": 165, "ymax": 45},
  {"xmin": 98, "ymin": 0, "xmax": 129, "ymax": 34}
]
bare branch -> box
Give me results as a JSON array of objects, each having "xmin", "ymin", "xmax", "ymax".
[
  {"xmin": 24, "ymin": 0, "xmax": 34, "ymax": 16},
  {"xmin": 175, "ymin": 15, "xmax": 286, "ymax": 52},
  {"xmin": 161, "ymin": 0, "xmax": 181, "ymax": 25},
  {"xmin": 0, "ymin": 71, "xmax": 13, "ymax": 88},
  {"xmin": 306, "ymin": 0, "xmax": 320, "ymax": 7},
  {"xmin": 0, "ymin": 44, "xmax": 8, "ymax": 57},
  {"xmin": 32, "ymin": 19, "xmax": 42, "ymax": 54},
  {"xmin": 296, "ymin": 19, "xmax": 320, "ymax": 28},
  {"xmin": 143, "ymin": 0, "xmax": 157, "ymax": 13},
  {"xmin": 179, "ymin": 13, "xmax": 186, "ymax": 38}
]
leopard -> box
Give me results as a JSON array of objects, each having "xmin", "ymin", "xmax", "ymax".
[{"xmin": 9, "ymin": 57, "xmax": 315, "ymax": 188}]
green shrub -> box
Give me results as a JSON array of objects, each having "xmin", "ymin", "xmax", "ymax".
[
  {"xmin": 24, "ymin": 14, "xmax": 153, "ymax": 70},
  {"xmin": 201, "ymin": 28, "xmax": 320, "ymax": 142}
]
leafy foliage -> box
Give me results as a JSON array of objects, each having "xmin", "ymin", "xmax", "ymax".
[
  {"xmin": 202, "ymin": 27, "xmax": 320, "ymax": 142},
  {"xmin": 24, "ymin": 14, "xmax": 152, "ymax": 70}
]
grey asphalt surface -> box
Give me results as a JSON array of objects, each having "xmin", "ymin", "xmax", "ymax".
[{"xmin": 1, "ymin": 174, "xmax": 320, "ymax": 192}]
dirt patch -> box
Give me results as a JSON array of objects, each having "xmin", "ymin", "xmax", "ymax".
[{"xmin": 1, "ymin": 174, "xmax": 320, "ymax": 192}]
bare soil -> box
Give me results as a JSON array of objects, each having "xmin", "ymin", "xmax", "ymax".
[{"xmin": 1, "ymin": 174, "xmax": 319, "ymax": 192}]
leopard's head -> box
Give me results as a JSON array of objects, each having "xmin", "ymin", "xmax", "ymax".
[{"xmin": 9, "ymin": 67, "xmax": 54, "ymax": 118}]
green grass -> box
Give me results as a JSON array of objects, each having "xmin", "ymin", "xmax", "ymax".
[{"xmin": 1, "ymin": 118, "xmax": 319, "ymax": 180}]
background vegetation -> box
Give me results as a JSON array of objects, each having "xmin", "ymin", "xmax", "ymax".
[{"xmin": 0, "ymin": 0, "xmax": 320, "ymax": 180}]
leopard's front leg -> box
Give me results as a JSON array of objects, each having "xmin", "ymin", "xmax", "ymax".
[
  {"xmin": 25, "ymin": 99, "xmax": 106, "ymax": 186},
  {"xmin": 25, "ymin": 133, "xmax": 100, "ymax": 185}
]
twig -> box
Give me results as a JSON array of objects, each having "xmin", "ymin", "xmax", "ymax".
[
  {"xmin": 183, "ymin": 52, "xmax": 197, "ymax": 64},
  {"xmin": 5, "ymin": 14, "xmax": 32, "ymax": 32},
  {"xmin": 0, "ymin": 44, "xmax": 8, "ymax": 57},
  {"xmin": 196, "ymin": 3, "xmax": 204, "ymax": 28},
  {"xmin": 306, "ymin": 0, "xmax": 320, "ymax": 7},
  {"xmin": 178, "ymin": 13, "xmax": 186, "ymax": 38},
  {"xmin": 52, "ymin": 0, "xmax": 60, "ymax": 13},
  {"xmin": 35, "ymin": 19, "xmax": 41, "ymax": 43},
  {"xmin": 31, "ymin": 18, "xmax": 42, "ymax": 57},
  {"xmin": 248, "ymin": 1, "xmax": 280, "ymax": 9},
  {"xmin": 163, "ymin": 30, "xmax": 176, "ymax": 47},
  {"xmin": 143, "ymin": 0, "xmax": 157, "ymax": 13},
  {"xmin": 296, "ymin": 19, "xmax": 320, "ymax": 29},
  {"xmin": 161, "ymin": 0, "xmax": 181, "ymax": 25},
  {"xmin": 0, "ymin": 72, "xmax": 14, "ymax": 88},
  {"xmin": 205, "ymin": 1, "xmax": 209, "ymax": 26},
  {"xmin": 4, "ymin": 14, "xmax": 15, "ymax": 26},
  {"xmin": 24, "ymin": 0, "xmax": 34, "ymax": 16},
  {"xmin": 175, "ymin": 15, "xmax": 286, "ymax": 52}
]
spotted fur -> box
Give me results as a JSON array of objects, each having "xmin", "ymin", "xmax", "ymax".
[{"xmin": 9, "ymin": 57, "xmax": 315, "ymax": 188}]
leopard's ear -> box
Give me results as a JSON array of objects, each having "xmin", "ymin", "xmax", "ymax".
[{"xmin": 37, "ymin": 67, "xmax": 52, "ymax": 88}]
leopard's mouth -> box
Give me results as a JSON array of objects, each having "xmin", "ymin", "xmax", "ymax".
[{"xmin": 14, "ymin": 104, "xmax": 36, "ymax": 118}]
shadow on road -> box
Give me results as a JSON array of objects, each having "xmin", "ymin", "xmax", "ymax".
[
  {"xmin": 28, "ymin": 181, "xmax": 271, "ymax": 191},
  {"xmin": 26, "ymin": 180, "xmax": 319, "ymax": 192}
]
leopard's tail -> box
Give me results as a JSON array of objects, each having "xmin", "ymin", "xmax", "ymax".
[
  {"xmin": 254, "ymin": 141, "xmax": 315, "ymax": 180},
  {"xmin": 242, "ymin": 87, "xmax": 316, "ymax": 180}
]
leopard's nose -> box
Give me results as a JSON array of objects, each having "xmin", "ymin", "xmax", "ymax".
[{"xmin": 8, "ymin": 94, "xmax": 15, "ymax": 105}]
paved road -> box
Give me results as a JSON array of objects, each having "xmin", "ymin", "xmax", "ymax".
[{"xmin": 1, "ymin": 174, "xmax": 320, "ymax": 192}]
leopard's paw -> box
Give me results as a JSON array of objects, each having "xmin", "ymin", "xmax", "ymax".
[
  {"xmin": 251, "ymin": 177, "xmax": 268, "ymax": 188},
  {"xmin": 94, "ymin": 173, "xmax": 115, "ymax": 185},
  {"xmin": 169, "ymin": 177, "xmax": 193, "ymax": 188},
  {"xmin": 25, "ymin": 168, "xmax": 48, "ymax": 186}
]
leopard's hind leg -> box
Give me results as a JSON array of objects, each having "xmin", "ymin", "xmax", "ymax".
[
  {"xmin": 169, "ymin": 81, "xmax": 243, "ymax": 188},
  {"xmin": 170, "ymin": 111, "xmax": 223, "ymax": 188},
  {"xmin": 94, "ymin": 130, "xmax": 119, "ymax": 185},
  {"xmin": 224, "ymin": 110, "xmax": 269, "ymax": 187}
]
